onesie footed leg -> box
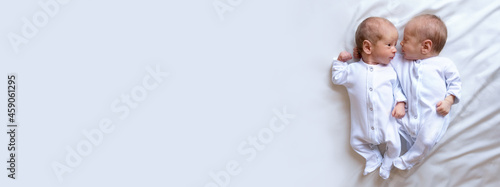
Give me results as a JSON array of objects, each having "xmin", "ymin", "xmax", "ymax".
[
  {"xmin": 379, "ymin": 166, "xmax": 391, "ymax": 179},
  {"xmin": 393, "ymin": 157, "xmax": 411, "ymax": 170},
  {"xmin": 363, "ymin": 155, "xmax": 382, "ymax": 175},
  {"xmin": 351, "ymin": 142, "xmax": 383, "ymax": 175},
  {"xmin": 379, "ymin": 158, "xmax": 394, "ymax": 179}
]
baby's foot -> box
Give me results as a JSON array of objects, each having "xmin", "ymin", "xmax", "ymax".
[
  {"xmin": 393, "ymin": 157, "xmax": 410, "ymax": 170},
  {"xmin": 363, "ymin": 156, "xmax": 383, "ymax": 175},
  {"xmin": 379, "ymin": 166, "xmax": 391, "ymax": 179}
]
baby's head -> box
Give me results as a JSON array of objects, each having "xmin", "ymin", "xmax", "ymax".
[
  {"xmin": 400, "ymin": 14, "xmax": 448, "ymax": 60},
  {"xmin": 355, "ymin": 17, "xmax": 398, "ymax": 65}
]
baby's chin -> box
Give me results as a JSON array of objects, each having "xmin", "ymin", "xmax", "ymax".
[
  {"xmin": 380, "ymin": 60, "xmax": 391, "ymax": 65},
  {"xmin": 403, "ymin": 53, "xmax": 416, "ymax": 60}
]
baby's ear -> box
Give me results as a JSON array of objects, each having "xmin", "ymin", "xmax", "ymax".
[
  {"xmin": 362, "ymin": 40, "xmax": 372, "ymax": 54},
  {"xmin": 421, "ymin": 39, "xmax": 433, "ymax": 54}
]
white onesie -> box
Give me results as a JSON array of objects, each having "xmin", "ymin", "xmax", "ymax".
[
  {"xmin": 391, "ymin": 53, "xmax": 461, "ymax": 170},
  {"xmin": 332, "ymin": 59, "xmax": 406, "ymax": 178}
]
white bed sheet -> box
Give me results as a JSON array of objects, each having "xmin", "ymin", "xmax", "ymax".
[{"xmin": 0, "ymin": 0, "xmax": 499, "ymax": 186}]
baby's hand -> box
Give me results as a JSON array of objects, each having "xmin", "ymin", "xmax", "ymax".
[
  {"xmin": 392, "ymin": 102, "xmax": 406, "ymax": 119},
  {"xmin": 436, "ymin": 100, "xmax": 453, "ymax": 116},
  {"xmin": 436, "ymin": 95, "xmax": 455, "ymax": 116},
  {"xmin": 337, "ymin": 51, "xmax": 352, "ymax": 62},
  {"xmin": 353, "ymin": 47, "xmax": 361, "ymax": 59}
]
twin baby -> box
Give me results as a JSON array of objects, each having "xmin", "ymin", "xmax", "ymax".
[{"xmin": 331, "ymin": 14, "xmax": 461, "ymax": 179}]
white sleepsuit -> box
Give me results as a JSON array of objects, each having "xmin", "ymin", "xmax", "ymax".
[
  {"xmin": 331, "ymin": 59, "xmax": 406, "ymax": 178},
  {"xmin": 391, "ymin": 53, "xmax": 461, "ymax": 170}
]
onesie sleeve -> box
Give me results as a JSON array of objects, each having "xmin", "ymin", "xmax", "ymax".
[
  {"xmin": 393, "ymin": 76, "xmax": 407, "ymax": 103},
  {"xmin": 390, "ymin": 62, "xmax": 407, "ymax": 103},
  {"xmin": 331, "ymin": 60, "xmax": 350, "ymax": 86},
  {"xmin": 390, "ymin": 53, "xmax": 403, "ymax": 69},
  {"xmin": 444, "ymin": 61, "xmax": 462, "ymax": 104}
]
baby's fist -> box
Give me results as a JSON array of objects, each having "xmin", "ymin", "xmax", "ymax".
[
  {"xmin": 436, "ymin": 100, "xmax": 452, "ymax": 116},
  {"xmin": 337, "ymin": 51, "xmax": 352, "ymax": 62},
  {"xmin": 353, "ymin": 47, "xmax": 361, "ymax": 59},
  {"xmin": 392, "ymin": 102, "xmax": 406, "ymax": 119}
]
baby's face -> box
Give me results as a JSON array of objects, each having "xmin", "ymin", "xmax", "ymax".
[
  {"xmin": 400, "ymin": 23, "xmax": 424, "ymax": 60},
  {"xmin": 371, "ymin": 27, "xmax": 398, "ymax": 65}
]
